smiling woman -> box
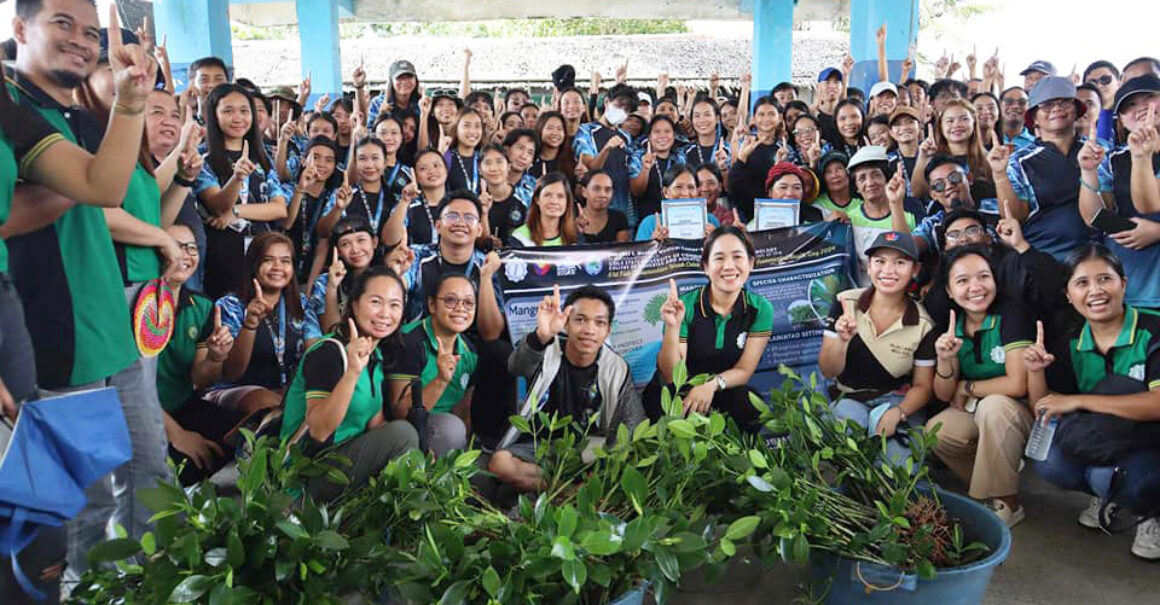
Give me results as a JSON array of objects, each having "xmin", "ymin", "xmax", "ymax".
[{"xmin": 510, "ymin": 171, "xmax": 579, "ymax": 247}]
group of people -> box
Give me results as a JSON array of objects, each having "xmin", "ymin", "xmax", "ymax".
[{"xmin": 1, "ymin": 1, "xmax": 1159, "ymax": 601}]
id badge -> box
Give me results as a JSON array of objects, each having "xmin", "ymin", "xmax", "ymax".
[{"xmin": 244, "ymin": 235, "xmax": 254, "ymax": 254}]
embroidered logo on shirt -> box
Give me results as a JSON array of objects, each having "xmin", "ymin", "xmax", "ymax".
[
  {"xmin": 990, "ymin": 346, "xmax": 1005, "ymax": 364},
  {"xmin": 1130, "ymin": 364, "xmax": 1145, "ymax": 381},
  {"xmin": 737, "ymin": 332, "xmax": 747, "ymax": 348},
  {"xmin": 188, "ymin": 326, "xmax": 199, "ymax": 340},
  {"xmin": 460, "ymin": 373, "xmax": 470, "ymax": 389}
]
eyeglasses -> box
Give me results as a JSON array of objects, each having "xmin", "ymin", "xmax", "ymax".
[
  {"xmin": 1001, "ymin": 98, "xmax": 1028, "ymax": 107},
  {"xmin": 1087, "ymin": 75, "xmax": 1115, "ymax": 87},
  {"xmin": 440, "ymin": 212, "xmax": 479, "ymax": 225},
  {"xmin": 930, "ymin": 171, "xmax": 966, "ymax": 193},
  {"xmin": 793, "ymin": 127, "xmax": 818, "ymax": 137},
  {"xmin": 437, "ymin": 296, "xmax": 476, "ymax": 311},
  {"xmin": 945, "ymin": 225, "xmax": 984, "ymax": 242},
  {"xmin": 1038, "ymin": 99, "xmax": 1075, "ymax": 112},
  {"xmin": 176, "ymin": 241, "xmax": 199, "ymax": 255}
]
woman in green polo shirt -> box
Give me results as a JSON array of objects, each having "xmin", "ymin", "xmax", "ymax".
[
  {"xmin": 1027, "ymin": 244, "xmax": 1160, "ymax": 560},
  {"xmin": 510, "ymin": 172, "xmax": 580, "ymax": 247},
  {"xmin": 648, "ymin": 226, "xmax": 773, "ymax": 430},
  {"xmin": 280, "ymin": 266, "xmax": 419, "ymax": 500},
  {"xmin": 926, "ymin": 246, "xmax": 1035, "ymax": 527},
  {"xmin": 400, "ymin": 274, "xmax": 479, "ymax": 456}
]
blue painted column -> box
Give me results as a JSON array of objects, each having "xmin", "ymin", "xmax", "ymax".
[
  {"xmin": 848, "ymin": 0, "xmax": 920, "ymax": 94},
  {"xmin": 296, "ymin": 0, "xmax": 343, "ymax": 110},
  {"xmin": 751, "ymin": 0, "xmax": 796, "ymax": 106},
  {"xmin": 152, "ymin": 0, "xmax": 233, "ymax": 92}
]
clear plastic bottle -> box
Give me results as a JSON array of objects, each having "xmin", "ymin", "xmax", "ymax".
[{"xmin": 1025, "ymin": 413, "xmax": 1058, "ymax": 461}]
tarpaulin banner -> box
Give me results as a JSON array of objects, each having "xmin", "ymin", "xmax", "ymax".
[{"xmin": 499, "ymin": 222, "xmax": 857, "ymax": 393}]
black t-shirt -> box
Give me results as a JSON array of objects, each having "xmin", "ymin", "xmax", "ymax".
[
  {"xmin": 582, "ymin": 209, "xmax": 629, "ymax": 243},
  {"xmin": 532, "ymin": 156, "xmax": 560, "ymax": 179},
  {"xmin": 287, "ymin": 188, "xmax": 331, "ymax": 278},
  {"xmin": 405, "ymin": 195, "xmax": 447, "ymax": 246},
  {"xmin": 488, "ymin": 194, "xmax": 527, "ymax": 243},
  {"xmin": 635, "ymin": 154, "xmax": 680, "ymax": 220},
  {"xmin": 525, "ymin": 334, "xmax": 602, "ymax": 430},
  {"xmin": 346, "ymin": 185, "xmax": 393, "ymax": 232},
  {"xmin": 446, "ymin": 150, "xmax": 481, "ymax": 193}
]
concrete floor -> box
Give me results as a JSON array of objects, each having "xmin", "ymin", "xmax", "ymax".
[{"xmin": 661, "ymin": 472, "xmax": 1159, "ymax": 605}]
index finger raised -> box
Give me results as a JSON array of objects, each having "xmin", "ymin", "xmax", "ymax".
[
  {"xmin": 669, "ymin": 278, "xmax": 679, "ymax": 300},
  {"xmin": 214, "ymin": 305, "xmax": 222, "ymax": 329},
  {"xmin": 348, "ymin": 318, "xmax": 359, "ymax": 339},
  {"xmin": 241, "ymin": 139, "xmax": 250, "ymax": 160},
  {"xmin": 108, "ymin": 4, "xmax": 122, "ymax": 48},
  {"xmin": 947, "ymin": 309, "xmax": 956, "ymax": 336},
  {"xmin": 1036, "ymin": 320, "xmax": 1045, "ymax": 346}
]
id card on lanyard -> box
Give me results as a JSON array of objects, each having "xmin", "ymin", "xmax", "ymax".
[{"xmin": 265, "ymin": 296, "xmax": 288, "ymax": 386}]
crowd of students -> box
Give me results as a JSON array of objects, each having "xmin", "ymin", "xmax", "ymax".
[{"xmin": 2, "ymin": 1, "xmax": 1159, "ymax": 601}]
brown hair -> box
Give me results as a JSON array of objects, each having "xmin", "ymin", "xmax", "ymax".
[
  {"xmin": 527, "ymin": 172, "xmax": 579, "ymax": 245},
  {"xmin": 447, "ymin": 106, "xmax": 484, "ymax": 153},
  {"xmin": 933, "ymin": 99, "xmax": 992, "ymax": 182},
  {"xmin": 242, "ymin": 232, "xmax": 304, "ymax": 321}
]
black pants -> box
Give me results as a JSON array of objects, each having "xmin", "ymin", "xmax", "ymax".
[
  {"xmin": 168, "ymin": 396, "xmax": 249, "ymax": 486},
  {"xmin": 203, "ymin": 228, "xmax": 245, "ymax": 300},
  {"xmin": 642, "ymin": 374, "xmax": 761, "ymax": 432},
  {"xmin": 468, "ymin": 337, "xmax": 518, "ymax": 450}
]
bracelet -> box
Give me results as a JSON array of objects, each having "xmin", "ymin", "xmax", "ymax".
[
  {"xmin": 935, "ymin": 361, "xmax": 956, "ymax": 379},
  {"xmin": 173, "ymin": 174, "xmax": 197, "ymax": 188},
  {"xmin": 242, "ymin": 322, "xmax": 259, "ymax": 331},
  {"xmin": 113, "ymin": 101, "xmax": 145, "ymax": 116},
  {"xmin": 1079, "ymin": 177, "xmax": 1100, "ymax": 193}
]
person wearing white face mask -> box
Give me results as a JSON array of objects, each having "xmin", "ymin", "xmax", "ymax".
[{"xmin": 574, "ymin": 84, "xmax": 637, "ymax": 225}]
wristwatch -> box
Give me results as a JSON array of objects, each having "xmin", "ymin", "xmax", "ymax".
[
  {"xmin": 896, "ymin": 407, "xmax": 909, "ymax": 422},
  {"xmin": 232, "ymin": 204, "xmax": 241, "ymax": 218},
  {"xmin": 715, "ymin": 374, "xmax": 727, "ymax": 391}
]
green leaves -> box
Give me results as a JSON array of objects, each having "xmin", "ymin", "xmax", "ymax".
[
  {"xmin": 667, "ymin": 419, "xmax": 696, "ymax": 439},
  {"xmin": 315, "ymin": 530, "xmax": 350, "ymax": 551},
  {"xmin": 620, "ymin": 465, "xmax": 647, "ymax": 516},
  {"xmin": 561, "ymin": 559, "xmax": 588, "ymax": 592},
  {"xmin": 725, "ymin": 516, "xmax": 760, "ymax": 541},
  {"xmin": 169, "ymin": 574, "xmax": 214, "ymax": 603},
  {"xmin": 275, "ymin": 520, "xmax": 309, "ymax": 540},
  {"xmin": 86, "ymin": 538, "xmax": 140, "ymax": 564}
]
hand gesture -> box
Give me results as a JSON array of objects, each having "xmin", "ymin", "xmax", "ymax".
[
  {"xmin": 641, "ymin": 150, "xmax": 656, "ymax": 171},
  {"xmin": 335, "ymin": 183, "xmax": 353, "ymax": 210},
  {"xmin": 875, "ymin": 23, "xmax": 887, "ymax": 46},
  {"xmin": 966, "ymin": 45, "xmax": 978, "ymax": 73},
  {"xmin": 919, "ymin": 123, "xmax": 938, "ymax": 157},
  {"xmin": 463, "ymin": 47, "xmax": 473, "ymax": 63},
  {"xmin": 935, "ymin": 52, "xmax": 950, "ymax": 78},
  {"xmin": 345, "ymin": 319, "xmax": 374, "ymax": 374},
  {"xmin": 875, "ymin": 406, "xmax": 904, "ymax": 438},
  {"xmin": 714, "ymin": 140, "xmax": 730, "ymax": 170},
  {"xmin": 352, "ymin": 56, "xmax": 367, "ymax": 89},
  {"xmin": 900, "ymin": 54, "xmax": 915, "ymax": 80},
  {"xmin": 936, "ymin": 310, "xmax": 963, "ymax": 361},
  {"xmin": 834, "ymin": 298, "xmax": 858, "ymax": 342},
  {"xmin": 244, "ymin": 279, "xmax": 270, "ymax": 324},
  {"xmin": 279, "ymin": 119, "xmax": 299, "ymax": 143},
  {"xmin": 107, "ymin": 6, "xmax": 155, "ymax": 107},
  {"xmin": 170, "ymin": 427, "xmax": 224, "ymax": 470},
  {"xmin": 314, "ymin": 93, "xmax": 332, "ymax": 115},
  {"xmin": 841, "ymin": 53, "xmax": 855, "ymax": 76},
  {"xmin": 535, "ymin": 285, "xmax": 572, "ymax": 343},
  {"xmin": 1077, "ymin": 136, "xmax": 1105, "ymax": 173},
  {"xmin": 731, "ymin": 208, "xmax": 746, "ymax": 230},
  {"xmin": 177, "ymin": 146, "xmax": 204, "ymax": 182},
  {"xmin": 400, "ymin": 181, "xmax": 420, "ymax": 206},
  {"xmin": 233, "ymin": 140, "xmax": 256, "ymax": 181},
  {"xmin": 158, "ymin": 233, "xmax": 184, "ymax": 283},
  {"xmin": 601, "ymin": 135, "xmax": 625, "ymax": 152},
  {"xmin": 739, "ymin": 73, "xmax": 752, "ymax": 89},
  {"xmin": 615, "ymin": 60, "xmax": 628, "ymax": 84},
  {"xmin": 948, "ymin": 55, "xmax": 962, "ymax": 78},
  {"xmin": 205, "ymin": 306, "xmax": 235, "ymax": 362},
  {"xmin": 418, "ymin": 95, "xmax": 432, "ymax": 115},
  {"xmin": 351, "ymin": 112, "xmax": 368, "ymax": 142},
  {"xmin": 1109, "ymin": 217, "xmax": 1160, "ymax": 251},
  {"xmin": 386, "ymin": 244, "xmax": 416, "ymax": 277},
  {"xmin": 480, "ymin": 250, "xmax": 501, "ymax": 278},
  {"xmin": 996, "ymin": 200, "xmax": 1028, "ymax": 250},
  {"xmin": 709, "ymin": 71, "xmax": 720, "ymax": 92},
  {"xmin": 298, "ymin": 157, "xmax": 320, "ymax": 189},
  {"xmin": 986, "ymin": 139, "xmax": 1011, "ymax": 176},
  {"xmin": 135, "ymin": 16, "xmax": 155, "ymax": 54},
  {"xmin": 885, "ymin": 167, "xmax": 906, "ymax": 206},
  {"xmin": 575, "ymin": 206, "xmax": 590, "ymax": 231},
  {"xmin": 660, "ymin": 279, "xmax": 685, "ymax": 328},
  {"xmin": 299, "ymin": 72, "xmax": 312, "ymax": 101},
  {"xmin": 776, "ymin": 133, "xmax": 791, "ymax": 163},
  {"xmin": 1127, "ymin": 103, "xmax": 1158, "ymax": 158},
  {"xmin": 657, "ymin": 71, "xmax": 670, "ymax": 93},
  {"xmin": 437, "ymin": 133, "xmax": 453, "ymax": 154},
  {"xmin": 1023, "ymin": 321, "xmax": 1056, "ymax": 373},
  {"xmin": 683, "ymin": 381, "xmax": 716, "ymax": 416}
]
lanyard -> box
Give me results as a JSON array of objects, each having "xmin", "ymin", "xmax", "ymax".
[
  {"xmin": 358, "ymin": 186, "xmax": 385, "ymax": 230},
  {"xmin": 386, "ymin": 162, "xmax": 403, "ymax": 191},
  {"xmin": 420, "ymin": 197, "xmax": 440, "ymax": 245},
  {"xmin": 455, "ymin": 152, "xmax": 479, "ymax": 194},
  {"xmin": 263, "ymin": 296, "xmax": 288, "ymax": 386},
  {"xmin": 652, "ymin": 155, "xmax": 672, "ymax": 187}
]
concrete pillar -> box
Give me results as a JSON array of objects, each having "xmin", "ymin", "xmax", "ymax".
[
  {"xmin": 152, "ymin": 0, "xmax": 233, "ymax": 92},
  {"xmin": 296, "ymin": 0, "xmax": 343, "ymax": 110},
  {"xmin": 848, "ymin": 0, "xmax": 920, "ymax": 94},
  {"xmin": 751, "ymin": 0, "xmax": 796, "ymax": 106}
]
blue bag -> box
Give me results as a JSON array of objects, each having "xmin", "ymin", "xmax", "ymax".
[{"xmin": 0, "ymin": 388, "xmax": 131, "ymax": 600}]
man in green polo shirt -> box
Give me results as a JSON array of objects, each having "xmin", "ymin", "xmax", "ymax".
[{"xmin": 6, "ymin": 0, "xmax": 170, "ymax": 583}]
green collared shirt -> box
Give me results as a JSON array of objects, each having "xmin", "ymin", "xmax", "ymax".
[
  {"xmin": 955, "ymin": 303, "xmax": 1033, "ymax": 381},
  {"xmin": 1064, "ymin": 306, "xmax": 1160, "ymax": 393},
  {"xmin": 402, "ymin": 317, "xmax": 478, "ymax": 414}
]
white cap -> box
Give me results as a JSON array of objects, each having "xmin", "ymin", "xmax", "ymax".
[
  {"xmin": 847, "ymin": 145, "xmax": 891, "ymax": 171},
  {"xmin": 869, "ymin": 81, "xmax": 899, "ymax": 98}
]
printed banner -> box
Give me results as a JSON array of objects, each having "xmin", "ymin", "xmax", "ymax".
[{"xmin": 499, "ymin": 222, "xmax": 857, "ymax": 393}]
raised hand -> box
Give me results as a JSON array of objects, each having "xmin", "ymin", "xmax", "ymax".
[
  {"xmin": 1022, "ymin": 320, "xmax": 1056, "ymax": 373},
  {"xmin": 335, "ymin": 183, "xmax": 353, "ymax": 210},
  {"xmin": 935, "ymin": 52, "xmax": 950, "ymax": 79},
  {"xmin": 833, "ymin": 298, "xmax": 858, "ymax": 342},
  {"xmin": 233, "ymin": 140, "xmax": 256, "ymax": 181},
  {"xmin": 244, "ymin": 278, "xmax": 270, "ymax": 325},
  {"xmin": 279, "ymin": 118, "xmax": 299, "ymax": 143},
  {"xmin": 327, "ymin": 246, "xmax": 348, "ymax": 290},
  {"xmin": 386, "ymin": 244, "xmax": 416, "ymax": 277},
  {"xmin": 352, "ymin": 56, "xmax": 367, "ymax": 89},
  {"xmin": 935, "ymin": 309, "xmax": 963, "ymax": 362},
  {"xmin": 885, "ymin": 167, "xmax": 906, "ymax": 206},
  {"xmin": 776, "ymin": 133, "xmax": 791, "ymax": 163},
  {"xmin": 107, "ymin": 5, "xmax": 155, "ymax": 107},
  {"xmin": 177, "ymin": 146, "xmax": 204, "ymax": 182},
  {"xmin": 1077, "ymin": 136, "xmax": 1105, "ymax": 173},
  {"xmin": 660, "ymin": 278, "xmax": 685, "ymax": 328},
  {"xmin": 919, "ymin": 123, "xmax": 938, "ymax": 157},
  {"xmin": 345, "ymin": 319, "xmax": 373, "ymax": 374},
  {"xmin": 841, "ymin": 53, "xmax": 855, "ymax": 76},
  {"xmin": 657, "ymin": 71, "xmax": 670, "ymax": 93},
  {"xmin": 900, "ymin": 54, "xmax": 915, "ymax": 80},
  {"xmin": 418, "ymin": 95, "xmax": 432, "ymax": 116},
  {"xmin": 650, "ymin": 213, "xmax": 670, "ymax": 242},
  {"xmin": 480, "ymin": 250, "xmax": 501, "ymax": 279},
  {"xmin": 731, "ymin": 208, "xmax": 746, "ymax": 231},
  {"xmin": 996, "ymin": 199, "xmax": 1028, "ymax": 251},
  {"xmin": 535, "ymin": 285, "xmax": 572, "ymax": 343},
  {"xmin": 299, "ymin": 72, "xmax": 312, "ymax": 102},
  {"xmin": 298, "ymin": 156, "xmax": 320, "ymax": 189},
  {"xmin": 601, "ymin": 135, "xmax": 625, "ymax": 152},
  {"xmin": 986, "ymin": 139, "xmax": 1011, "ymax": 176},
  {"xmin": 205, "ymin": 306, "xmax": 235, "ymax": 362},
  {"xmin": 714, "ymin": 139, "xmax": 730, "ymax": 170},
  {"xmin": 400, "ymin": 182, "xmax": 420, "ymax": 206},
  {"xmin": 589, "ymin": 69, "xmax": 602, "ymax": 94},
  {"xmin": 875, "ymin": 23, "xmax": 887, "ymax": 46},
  {"xmin": 1127, "ymin": 103, "xmax": 1159, "ymax": 158},
  {"xmin": 615, "ymin": 60, "xmax": 628, "ymax": 84},
  {"xmin": 135, "ymin": 15, "xmax": 155, "ymax": 54},
  {"xmin": 437, "ymin": 133, "xmax": 453, "ymax": 154}
]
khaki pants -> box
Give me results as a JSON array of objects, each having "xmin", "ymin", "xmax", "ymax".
[{"xmin": 926, "ymin": 395, "xmax": 1034, "ymax": 500}]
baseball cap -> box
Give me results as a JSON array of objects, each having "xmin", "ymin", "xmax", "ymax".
[
  {"xmin": 888, "ymin": 106, "xmax": 921, "ymax": 124},
  {"xmin": 267, "ymin": 86, "xmax": 298, "ymax": 104},
  {"xmin": 1112, "ymin": 73, "xmax": 1160, "ymax": 115},
  {"xmin": 818, "ymin": 150, "xmax": 850, "ymax": 173},
  {"xmin": 869, "ymin": 81, "xmax": 899, "ymax": 98},
  {"xmin": 552, "ymin": 64, "xmax": 576, "ymax": 90},
  {"xmin": 390, "ymin": 60, "xmax": 416, "ymax": 81},
  {"xmin": 637, "ymin": 91, "xmax": 653, "ymax": 106},
  {"xmin": 818, "ymin": 67, "xmax": 844, "ymax": 83},
  {"xmin": 866, "ymin": 231, "xmax": 919, "ymax": 261},
  {"xmin": 1020, "ymin": 60, "xmax": 1057, "ymax": 77},
  {"xmin": 846, "ymin": 145, "xmax": 890, "ymax": 172},
  {"xmin": 1025, "ymin": 76, "xmax": 1085, "ymax": 129}
]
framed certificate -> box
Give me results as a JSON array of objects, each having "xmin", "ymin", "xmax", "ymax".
[
  {"xmin": 754, "ymin": 198, "xmax": 800, "ymax": 231},
  {"xmin": 662, "ymin": 198, "xmax": 708, "ymax": 240}
]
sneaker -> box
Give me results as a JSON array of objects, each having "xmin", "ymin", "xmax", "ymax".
[
  {"xmin": 1131, "ymin": 518, "xmax": 1160, "ymax": 561},
  {"xmin": 989, "ymin": 499, "xmax": 1026, "ymax": 528},
  {"xmin": 1078, "ymin": 496, "xmax": 1120, "ymax": 530}
]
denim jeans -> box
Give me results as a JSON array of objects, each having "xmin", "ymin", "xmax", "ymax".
[
  {"xmin": 1035, "ymin": 444, "xmax": 1160, "ymax": 514},
  {"xmin": 831, "ymin": 393, "xmax": 927, "ymax": 465},
  {"xmin": 53, "ymin": 284, "xmax": 172, "ymax": 584}
]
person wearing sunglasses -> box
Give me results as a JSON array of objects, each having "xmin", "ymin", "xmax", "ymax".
[
  {"xmin": 913, "ymin": 156, "xmax": 977, "ymax": 255},
  {"xmin": 1082, "ymin": 60, "xmax": 1120, "ymax": 142},
  {"xmin": 400, "ymin": 274, "xmax": 479, "ymax": 456}
]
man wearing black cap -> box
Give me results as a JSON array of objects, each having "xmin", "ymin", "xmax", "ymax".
[
  {"xmin": 992, "ymin": 76, "xmax": 1096, "ymax": 261},
  {"xmin": 1020, "ymin": 60, "xmax": 1056, "ymax": 92}
]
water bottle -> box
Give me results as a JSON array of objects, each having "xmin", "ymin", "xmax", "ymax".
[{"xmin": 1024, "ymin": 412, "xmax": 1058, "ymax": 461}]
